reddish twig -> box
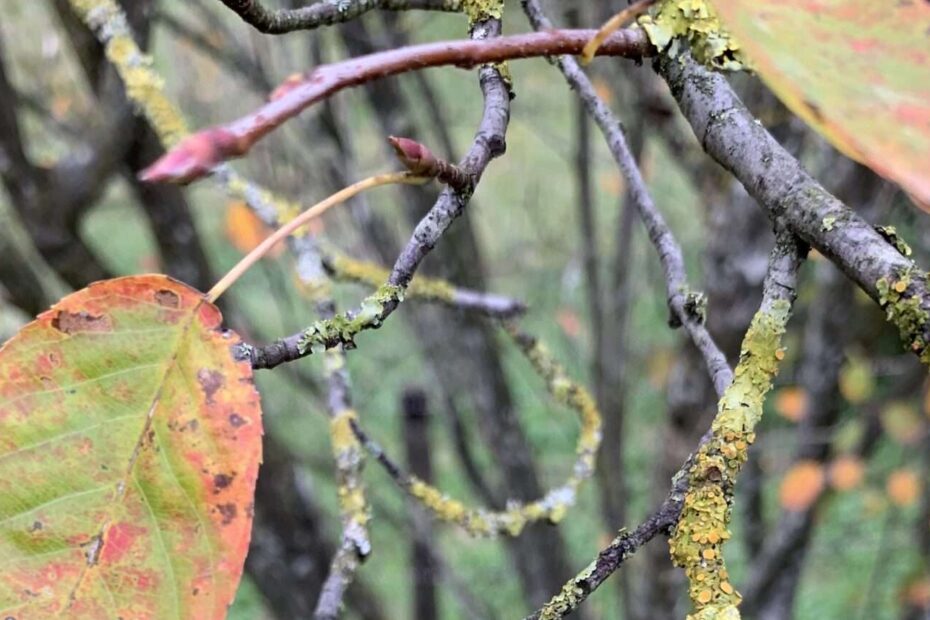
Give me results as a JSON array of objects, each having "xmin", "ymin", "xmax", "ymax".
[{"xmin": 140, "ymin": 28, "xmax": 651, "ymax": 184}]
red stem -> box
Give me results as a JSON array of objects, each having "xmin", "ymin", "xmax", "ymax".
[{"xmin": 140, "ymin": 27, "xmax": 651, "ymax": 184}]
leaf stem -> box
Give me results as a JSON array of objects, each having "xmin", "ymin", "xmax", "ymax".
[{"xmin": 207, "ymin": 172, "xmax": 428, "ymax": 302}]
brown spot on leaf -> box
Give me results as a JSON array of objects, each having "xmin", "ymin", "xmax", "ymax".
[
  {"xmin": 197, "ymin": 368, "xmax": 224, "ymax": 404},
  {"xmin": 29, "ymin": 521, "xmax": 43, "ymax": 532},
  {"xmin": 52, "ymin": 311, "xmax": 112, "ymax": 334},
  {"xmin": 216, "ymin": 503, "xmax": 237, "ymax": 525},
  {"xmin": 802, "ymin": 98, "xmax": 825, "ymax": 123},
  {"xmin": 213, "ymin": 473, "xmax": 234, "ymax": 492},
  {"xmin": 154, "ymin": 289, "xmax": 181, "ymax": 308},
  {"xmin": 228, "ymin": 413, "xmax": 245, "ymax": 428}
]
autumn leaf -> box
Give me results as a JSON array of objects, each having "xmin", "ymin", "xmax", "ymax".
[
  {"xmin": 886, "ymin": 468, "xmax": 921, "ymax": 508},
  {"xmin": 779, "ymin": 460, "xmax": 825, "ymax": 512},
  {"xmin": 773, "ymin": 386, "xmax": 808, "ymax": 422},
  {"xmin": 224, "ymin": 200, "xmax": 287, "ymax": 258},
  {"xmin": 828, "ymin": 455, "xmax": 865, "ymax": 492},
  {"xmin": 710, "ymin": 0, "xmax": 930, "ymax": 208},
  {"xmin": 0, "ymin": 276, "xmax": 262, "ymax": 619}
]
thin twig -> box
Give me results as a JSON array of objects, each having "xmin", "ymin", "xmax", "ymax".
[
  {"xmin": 140, "ymin": 28, "xmax": 651, "ymax": 183},
  {"xmin": 351, "ymin": 322, "xmax": 602, "ymax": 537},
  {"xmin": 581, "ymin": 0, "xmax": 657, "ymax": 64},
  {"xmin": 247, "ymin": 12, "xmax": 514, "ymax": 370},
  {"xmin": 521, "ymin": 0, "xmax": 733, "ymax": 397},
  {"xmin": 214, "ymin": 0, "xmax": 463, "ymax": 34},
  {"xmin": 207, "ymin": 172, "xmax": 427, "ymax": 302}
]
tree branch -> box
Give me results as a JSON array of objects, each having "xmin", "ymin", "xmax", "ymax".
[
  {"xmin": 214, "ymin": 0, "xmax": 462, "ymax": 34},
  {"xmin": 140, "ymin": 27, "xmax": 651, "ymax": 184},
  {"xmin": 247, "ymin": 13, "xmax": 513, "ymax": 370},
  {"xmin": 525, "ymin": 232, "xmax": 804, "ymax": 619},
  {"xmin": 658, "ymin": 53, "xmax": 930, "ymax": 367},
  {"xmin": 521, "ymin": 0, "xmax": 733, "ymax": 397}
]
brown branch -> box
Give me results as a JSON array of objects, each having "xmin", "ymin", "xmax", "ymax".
[
  {"xmin": 214, "ymin": 0, "xmax": 462, "ymax": 34},
  {"xmin": 140, "ymin": 28, "xmax": 651, "ymax": 184}
]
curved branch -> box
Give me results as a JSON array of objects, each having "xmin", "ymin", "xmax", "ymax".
[
  {"xmin": 521, "ymin": 0, "xmax": 732, "ymax": 397},
  {"xmin": 140, "ymin": 28, "xmax": 651, "ymax": 184},
  {"xmin": 214, "ymin": 0, "xmax": 463, "ymax": 34}
]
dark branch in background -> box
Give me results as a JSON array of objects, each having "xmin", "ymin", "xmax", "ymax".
[
  {"xmin": 659, "ymin": 54, "xmax": 930, "ymax": 366},
  {"xmin": 526, "ymin": 232, "xmax": 804, "ymax": 619},
  {"xmin": 215, "ymin": 0, "xmax": 462, "ymax": 34},
  {"xmin": 400, "ymin": 389, "xmax": 439, "ymax": 620},
  {"xmin": 521, "ymin": 0, "xmax": 733, "ymax": 397},
  {"xmin": 140, "ymin": 28, "xmax": 651, "ymax": 184}
]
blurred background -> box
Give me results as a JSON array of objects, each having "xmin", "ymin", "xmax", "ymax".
[{"xmin": 2, "ymin": 1, "xmax": 929, "ymax": 618}]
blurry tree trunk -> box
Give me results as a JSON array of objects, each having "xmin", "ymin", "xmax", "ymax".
[{"xmin": 402, "ymin": 388, "xmax": 439, "ymax": 620}]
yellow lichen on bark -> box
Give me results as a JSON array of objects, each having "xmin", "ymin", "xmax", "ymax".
[
  {"xmin": 463, "ymin": 0, "xmax": 504, "ymax": 24},
  {"xmin": 69, "ymin": 0, "xmax": 188, "ymax": 145},
  {"xmin": 638, "ymin": 0, "xmax": 747, "ymax": 71},
  {"xmin": 397, "ymin": 325, "xmax": 601, "ymax": 537},
  {"xmin": 324, "ymin": 249, "xmax": 458, "ymax": 304},
  {"xmin": 669, "ymin": 300, "xmax": 791, "ymax": 619},
  {"xmin": 330, "ymin": 407, "xmax": 370, "ymax": 535}
]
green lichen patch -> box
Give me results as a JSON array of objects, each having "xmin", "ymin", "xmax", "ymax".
[
  {"xmin": 462, "ymin": 0, "xmax": 503, "ymax": 24},
  {"xmin": 638, "ymin": 0, "xmax": 747, "ymax": 71},
  {"xmin": 875, "ymin": 225, "xmax": 913, "ymax": 257},
  {"xmin": 876, "ymin": 269, "xmax": 930, "ymax": 363},
  {"xmin": 298, "ymin": 284, "xmax": 404, "ymax": 354}
]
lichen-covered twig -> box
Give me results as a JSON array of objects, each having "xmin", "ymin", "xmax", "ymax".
[
  {"xmin": 214, "ymin": 0, "xmax": 462, "ymax": 34},
  {"xmin": 524, "ymin": 233, "xmax": 804, "ymax": 620},
  {"xmin": 352, "ymin": 323, "xmax": 601, "ymax": 537},
  {"xmin": 140, "ymin": 28, "xmax": 651, "ymax": 184},
  {"xmin": 669, "ymin": 232, "xmax": 803, "ymax": 619},
  {"xmin": 522, "ymin": 0, "xmax": 733, "ymax": 397},
  {"xmin": 286, "ymin": 237, "xmax": 372, "ymax": 620},
  {"xmin": 320, "ymin": 247, "xmax": 526, "ymax": 318}
]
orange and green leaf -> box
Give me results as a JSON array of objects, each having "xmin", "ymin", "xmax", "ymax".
[
  {"xmin": 0, "ymin": 276, "xmax": 262, "ymax": 619},
  {"xmin": 710, "ymin": 0, "xmax": 930, "ymax": 207}
]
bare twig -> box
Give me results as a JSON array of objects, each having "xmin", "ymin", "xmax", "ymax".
[
  {"xmin": 214, "ymin": 0, "xmax": 462, "ymax": 34},
  {"xmin": 521, "ymin": 0, "xmax": 733, "ymax": 397},
  {"xmin": 140, "ymin": 28, "xmax": 651, "ymax": 183},
  {"xmin": 207, "ymin": 172, "xmax": 427, "ymax": 302},
  {"xmin": 320, "ymin": 247, "xmax": 526, "ymax": 318}
]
